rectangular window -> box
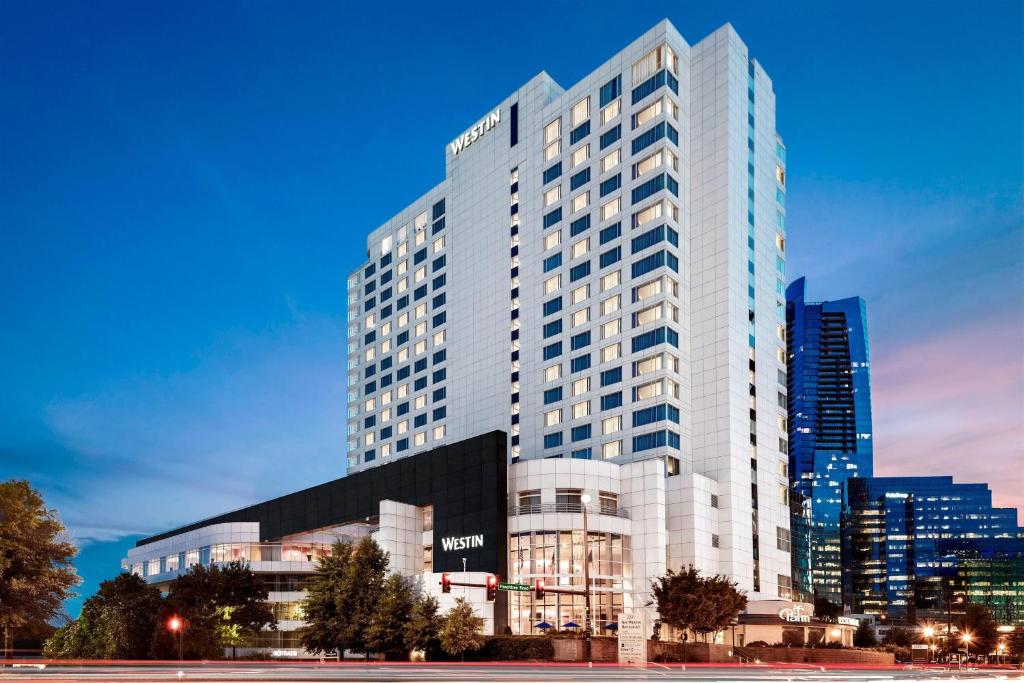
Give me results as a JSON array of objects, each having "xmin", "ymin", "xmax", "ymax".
[
  {"xmin": 543, "ymin": 320, "xmax": 562, "ymax": 338},
  {"xmin": 571, "ymin": 192, "xmax": 589, "ymax": 213},
  {"xmin": 599, "ymin": 75, "xmax": 621, "ymax": 107},
  {"xmin": 570, "ymin": 331, "xmax": 591, "ymax": 351},
  {"xmin": 571, "ymin": 307, "xmax": 589, "ymax": 327},
  {"xmin": 569, "ymin": 120, "xmax": 590, "ymax": 146},
  {"xmin": 631, "ymin": 173, "xmax": 667, "ymax": 204},
  {"xmin": 600, "ymin": 174, "xmax": 621, "ymax": 197},
  {"xmin": 600, "ymin": 98, "xmax": 620, "ymax": 125},
  {"xmin": 600, "ymin": 197, "xmax": 621, "ymax": 221},
  {"xmin": 544, "ymin": 364, "xmax": 561, "ymax": 382},
  {"xmin": 571, "ymin": 284, "xmax": 589, "ymax": 304},
  {"xmin": 544, "ymin": 185, "xmax": 561, "ymax": 207},
  {"xmin": 599, "ymin": 246, "xmax": 621, "ymax": 269},
  {"xmin": 544, "ymin": 118, "xmax": 561, "ymax": 145},
  {"xmin": 571, "ymin": 144, "xmax": 589, "ymax": 168},
  {"xmin": 600, "ymin": 318, "xmax": 621, "ymax": 339},
  {"xmin": 571, "ymin": 424, "xmax": 591, "ymax": 441},
  {"xmin": 570, "ymin": 214, "xmax": 590, "ymax": 237},
  {"xmin": 599, "ymin": 125, "xmax": 621, "ymax": 150},
  {"xmin": 600, "ymin": 367, "xmax": 622, "ymax": 386},
  {"xmin": 600, "ymin": 391, "xmax": 622, "ymax": 410},
  {"xmin": 600, "ymin": 342, "xmax": 620, "ymax": 363},
  {"xmin": 570, "ymin": 354, "xmax": 591, "ymax": 373},
  {"xmin": 602, "ymin": 415, "xmax": 621, "ymax": 435},
  {"xmin": 570, "ymin": 167, "xmax": 590, "ymax": 191},
  {"xmin": 544, "ymin": 140, "xmax": 561, "ymax": 161},
  {"xmin": 599, "ymin": 222, "xmax": 621, "ymax": 245},
  {"xmin": 544, "ymin": 432, "xmax": 563, "ymax": 449},
  {"xmin": 543, "ymin": 162, "xmax": 562, "ymax": 185},
  {"xmin": 569, "ymin": 261, "xmax": 590, "ymax": 282},
  {"xmin": 600, "ymin": 294, "xmax": 620, "ymax": 316},
  {"xmin": 544, "ymin": 387, "xmax": 563, "ymax": 404},
  {"xmin": 601, "ymin": 149, "xmax": 620, "ymax": 173},
  {"xmin": 544, "ymin": 409, "xmax": 562, "ymax": 427},
  {"xmin": 543, "ymin": 208, "xmax": 562, "ymax": 229},
  {"xmin": 601, "ymin": 440, "xmax": 621, "ymax": 459},
  {"xmin": 543, "ymin": 253, "xmax": 562, "ymax": 272},
  {"xmin": 544, "ymin": 274, "xmax": 561, "ymax": 294},
  {"xmin": 543, "ymin": 297, "xmax": 562, "ymax": 316},
  {"xmin": 600, "ymin": 270, "xmax": 620, "ymax": 291},
  {"xmin": 543, "ymin": 342, "xmax": 562, "ymax": 360},
  {"xmin": 544, "ymin": 230, "xmax": 561, "ymax": 250}
]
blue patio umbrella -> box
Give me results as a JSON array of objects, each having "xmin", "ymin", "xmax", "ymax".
[
  {"xmin": 563, "ymin": 621, "xmax": 581, "ymax": 629},
  {"xmin": 602, "ymin": 622, "xmax": 619, "ymax": 631},
  {"xmin": 534, "ymin": 621, "xmax": 552, "ymax": 630}
]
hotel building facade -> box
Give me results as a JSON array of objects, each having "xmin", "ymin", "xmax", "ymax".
[{"xmin": 126, "ymin": 19, "xmax": 802, "ymax": 649}]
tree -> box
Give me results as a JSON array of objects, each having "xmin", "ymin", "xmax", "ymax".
[
  {"xmin": 853, "ymin": 620, "xmax": 877, "ymax": 648},
  {"xmin": 365, "ymin": 574, "xmax": 413, "ymax": 660},
  {"xmin": 955, "ymin": 603, "xmax": 999, "ymax": 655},
  {"xmin": 300, "ymin": 537, "xmax": 388, "ymax": 658},
  {"xmin": 813, "ymin": 594, "xmax": 841, "ymax": 623},
  {"xmin": 404, "ymin": 594, "xmax": 442, "ymax": 660},
  {"xmin": 151, "ymin": 561, "xmax": 276, "ymax": 659},
  {"xmin": 650, "ymin": 565, "xmax": 747, "ymax": 647},
  {"xmin": 439, "ymin": 598, "xmax": 484, "ymax": 661},
  {"xmin": 215, "ymin": 561, "xmax": 276, "ymax": 659},
  {"xmin": 0, "ymin": 480, "xmax": 80, "ymax": 660},
  {"xmin": 1007, "ymin": 626, "xmax": 1024, "ymax": 665},
  {"xmin": 884, "ymin": 627, "xmax": 912, "ymax": 647},
  {"xmin": 43, "ymin": 572, "xmax": 163, "ymax": 659}
]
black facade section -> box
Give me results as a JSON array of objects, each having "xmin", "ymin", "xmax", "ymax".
[
  {"xmin": 510, "ymin": 102, "xmax": 518, "ymax": 147},
  {"xmin": 138, "ymin": 432, "xmax": 508, "ymax": 579}
]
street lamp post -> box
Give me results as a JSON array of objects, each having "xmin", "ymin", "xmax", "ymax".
[
  {"xmin": 962, "ymin": 632, "xmax": 972, "ymax": 661},
  {"xmin": 579, "ymin": 494, "xmax": 593, "ymax": 664},
  {"xmin": 923, "ymin": 626, "xmax": 934, "ymax": 663},
  {"xmin": 168, "ymin": 616, "xmax": 183, "ymax": 662}
]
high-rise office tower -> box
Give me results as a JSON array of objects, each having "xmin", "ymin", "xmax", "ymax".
[
  {"xmin": 843, "ymin": 476, "xmax": 1023, "ymax": 623},
  {"xmin": 785, "ymin": 277, "xmax": 872, "ymax": 605},
  {"xmin": 344, "ymin": 20, "xmax": 792, "ymax": 600},
  {"xmin": 127, "ymin": 21, "xmax": 800, "ymax": 648}
]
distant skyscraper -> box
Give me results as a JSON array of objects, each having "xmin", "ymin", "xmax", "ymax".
[
  {"xmin": 786, "ymin": 277, "xmax": 872, "ymax": 605},
  {"xmin": 842, "ymin": 476, "xmax": 1023, "ymax": 623}
]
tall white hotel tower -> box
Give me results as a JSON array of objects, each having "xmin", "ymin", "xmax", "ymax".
[{"xmin": 346, "ymin": 20, "xmax": 791, "ymax": 606}]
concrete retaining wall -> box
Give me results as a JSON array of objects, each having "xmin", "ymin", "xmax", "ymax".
[{"xmin": 735, "ymin": 646, "xmax": 895, "ymax": 665}]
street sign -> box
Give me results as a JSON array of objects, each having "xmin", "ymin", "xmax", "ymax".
[{"xmin": 498, "ymin": 582, "xmax": 531, "ymax": 592}]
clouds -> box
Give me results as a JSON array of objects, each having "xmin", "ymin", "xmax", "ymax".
[
  {"xmin": 787, "ymin": 179, "xmax": 1024, "ymax": 512},
  {"xmin": 16, "ymin": 313, "xmax": 347, "ymax": 546}
]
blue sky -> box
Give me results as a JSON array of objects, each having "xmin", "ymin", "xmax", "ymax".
[{"xmin": 1, "ymin": 0, "xmax": 1021, "ymax": 616}]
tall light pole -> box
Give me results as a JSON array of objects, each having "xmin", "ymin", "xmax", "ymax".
[
  {"xmin": 923, "ymin": 626, "xmax": 935, "ymax": 663},
  {"xmin": 962, "ymin": 632, "xmax": 972, "ymax": 661},
  {"xmin": 168, "ymin": 616, "xmax": 183, "ymax": 662},
  {"xmin": 579, "ymin": 494, "xmax": 593, "ymax": 664}
]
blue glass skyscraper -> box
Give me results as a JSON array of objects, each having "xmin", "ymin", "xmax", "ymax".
[
  {"xmin": 843, "ymin": 476, "xmax": 1022, "ymax": 623},
  {"xmin": 786, "ymin": 277, "xmax": 873, "ymax": 605}
]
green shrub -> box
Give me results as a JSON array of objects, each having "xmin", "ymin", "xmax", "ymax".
[{"xmin": 478, "ymin": 636, "xmax": 554, "ymax": 660}]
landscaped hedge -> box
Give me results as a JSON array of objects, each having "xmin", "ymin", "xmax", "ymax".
[{"xmin": 477, "ymin": 636, "xmax": 555, "ymax": 661}]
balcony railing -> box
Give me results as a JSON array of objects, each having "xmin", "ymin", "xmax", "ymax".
[{"xmin": 509, "ymin": 503, "xmax": 629, "ymax": 519}]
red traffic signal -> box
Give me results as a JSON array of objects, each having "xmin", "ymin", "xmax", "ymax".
[
  {"xmin": 534, "ymin": 578, "xmax": 545, "ymax": 599},
  {"xmin": 441, "ymin": 573, "xmax": 452, "ymax": 594},
  {"xmin": 486, "ymin": 575, "xmax": 497, "ymax": 601}
]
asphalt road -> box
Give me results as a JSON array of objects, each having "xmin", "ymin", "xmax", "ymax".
[{"xmin": 1, "ymin": 663, "xmax": 1022, "ymax": 683}]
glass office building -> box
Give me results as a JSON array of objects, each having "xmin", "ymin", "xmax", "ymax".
[
  {"xmin": 842, "ymin": 476, "xmax": 1023, "ymax": 623},
  {"xmin": 786, "ymin": 277, "xmax": 872, "ymax": 604}
]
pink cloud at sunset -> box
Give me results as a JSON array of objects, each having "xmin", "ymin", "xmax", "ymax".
[{"xmin": 872, "ymin": 313, "xmax": 1024, "ymax": 514}]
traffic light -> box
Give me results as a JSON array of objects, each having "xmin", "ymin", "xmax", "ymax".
[
  {"xmin": 486, "ymin": 575, "xmax": 497, "ymax": 601},
  {"xmin": 534, "ymin": 578, "xmax": 545, "ymax": 599},
  {"xmin": 441, "ymin": 573, "xmax": 451, "ymax": 594}
]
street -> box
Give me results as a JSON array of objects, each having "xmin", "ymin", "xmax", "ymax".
[{"xmin": 1, "ymin": 662, "xmax": 1022, "ymax": 683}]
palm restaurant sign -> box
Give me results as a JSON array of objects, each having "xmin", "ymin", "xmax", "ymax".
[
  {"xmin": 450, "ymin": 108, "xmax": 501, "ymax": 156},
  {"xmin": 778, "ymin": 605, "xmax": 811, "ymax": 623}
]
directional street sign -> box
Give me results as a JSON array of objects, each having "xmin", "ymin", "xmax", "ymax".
[{"xmin": 498, "ymin": 582, "xmax": 531, "ymax": 592}]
